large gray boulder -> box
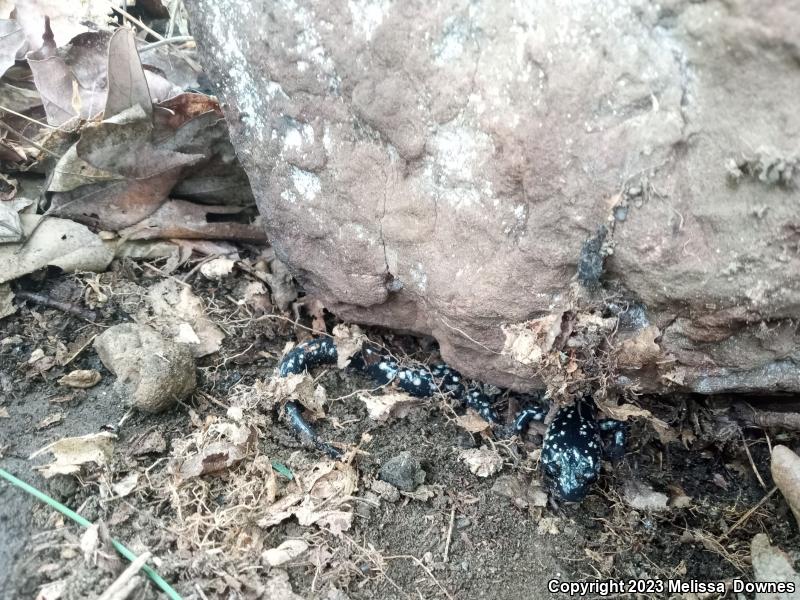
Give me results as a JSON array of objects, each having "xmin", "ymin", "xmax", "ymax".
[{"xmin": 186, "ymin": 0, "xmax": 800, "ymax": 395}]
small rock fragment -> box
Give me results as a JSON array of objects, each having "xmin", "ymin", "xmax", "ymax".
[
  {"xmin": 371, "ymin": 479, "xmax": 400, "ymax": 502},
  {"xmin": 262, "ymin": 539, "xmax": 309, "ymax": 567},
  {"xmin": 750, "ymin": 533, "xmax": 800, "ymax": 600},
  {"xmin": 622, "ymin": 479, "xmax": 669, "ymax": 511},
  {"xmin": 58, "ymin": 369, "xmax": 102, "ymax": 389},
  {"xmin": 770, "ymin": 445, "xmax": 800, "ymax": 529},
  {"xmin": 94, "ymin": 323, "xmax": 196, "ymax": 413},
  {"xmin": 200, "ymin": 257, "xmax": 235, "ymax": 279},
  {"xmin": 459, "ymin": 447, "xmax": 503, "ymax": 477},
  {"xmin": 378, "ymin": 452, "xmax": 425, "ymax": 491}
]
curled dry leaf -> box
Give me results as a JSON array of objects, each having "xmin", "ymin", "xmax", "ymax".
[
  {"xmin": 0, "ymin": 19, "xmax": 26, "ymax": 75},
  {"xmin": 598, "ymin": 401, "xmax": 676, "ymax": 445},
  {"xmin": 0, "ymin": 198, "xmax": 33, "ymax": 244},
  {"xmin": 143, "ymin": 278, "xmax": 225, "ymax": 357},
  {"xmin": 358, "ymin": 391, "xmax": 421, "ymax": 422},
  {"xmin": 502, "ymin": 313, "xmax": 564, "ymax": 366},
  {"xmin": 118, "ymin": 199, "xmax": 266, "ymax": 243},
  {"xmin": 259, "ymin": 255, "xmax": 297, "ymax": 312},
  {"xmin": 200, "ymin": 257, "xmax": 235, "ymax": 279},
  {"xmin": 0, "ymin": 283, "xmax": 15, "ymax": 320},
  {"xmin": 615, "ymin": 325, "xmax": 662, "ymax": 369},
  {"xmin": 455, "ymin": 409, "xmax": 492, "ymax": 434},
  {"xmin": 258, "ymin": 462, "xmax": 358, "ymax": 534},
  {"xmin": 29, "ymin": 432, "xmax": 116, "ymax": 478},
  {"xmin": 176, "ymin": 423, "xmax": 257, "ymax": 480},
  {"xmin": 332, "ymin": 323, "xmax": 367, "ymax": 369},
  {"xmin": 622, "ymin": 479, "xmax": 669, "ymax": 512},
  {"xmin": 112, "ymin": 472, "xmax": 139, "ymax": 498},
  {"xmin": 262, "ymin": 539, "xmax": 309, "ymax": 567},
  {"xmin": 266, "ymin": 372, "xmax": 315, "ymax": 411},
  {"xmin": 0, "ymin": 215, "xmax": 114, "ymax": 284},
  {"xmin": 58, "ymin": 369, "xmax": 101, "ymax": 389},
  {"xmin": 459, "ymin": 447, "xmax": 503, "ymax": 477}
]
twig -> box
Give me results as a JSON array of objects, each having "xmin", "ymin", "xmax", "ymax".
[
  {"xmin": 15, "ymin": 290, "xmax": 97, "ymax": 322},
  {"xmin": 735, "ymin": 403, "xmax": 800, "ymax": 431},
  {"xmin": 385, "ymin": 554, "xmax": 454, "ymax": 600},
  {"xmin": 0, "ymin": 105, "xmax": 58, "ymax": 130},
  {"xmin": 62, "ymin": 334, "xmax": 98, "ymax": 367},
  {"xmin": 96, "ymin": 551, "xmax": 151, "ymax": 600},
  {"xmin": 254, "ymin": 313, "xmax": 335, "ymax": 338},
  {"xmin": 103, "ymin": 3, "xmax": 201, "ymax": 71},
  {"xmin": 719, "ymin": 487, "xmax": 778, "ymax": 540},
  {"xmin": 0, "ymin": 120, "xmax": 61, "ymax": 158},
  {"xmin": 442, "ymin": 508, "xmax": 455, "ymax": 563},
  {"xmin": 741, "ymin": 431, "xmax": 767, "ymax": 490},
  {"xmin": 139, "ymin": 36, "xmax": 194, "ymax": 52}
]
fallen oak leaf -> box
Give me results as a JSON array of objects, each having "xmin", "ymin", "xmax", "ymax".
[
  {"xmin": 454, "ymin": 409, "xmax": 492, "ymax": 434},
  {"xmin": 332, "ymin": 324, "xmax": 367, "ymax": 369}
]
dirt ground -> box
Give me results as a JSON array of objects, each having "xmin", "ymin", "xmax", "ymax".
[{"xmin": 1, "ymin": 261, "xmax": 798, "ymax": 600}]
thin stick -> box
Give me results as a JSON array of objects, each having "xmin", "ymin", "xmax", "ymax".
[
  {"xmin": 139, "ymin": 36, "xmax": 194, "ymax": 52},
  {"xmin": 103, "ymin": 2, "xmax": 201, "ymax": 71},
  {"xmin": 385, "ymin": 554, "xmax": 454, "ymax": 600},
  {"xmin": 15, "ymin": 290, "xmax": 97, "ymax": 322},
  {"xmin": 96, "ymin": 551, "xmax": 151, "ymax": 600},
  {"xmin": 442, "ymin": 508, "xmax": 455, "ymax": 563},
  {"xmin": 0, "ymin": 120, "xmax": 61, "ymax": 158},
  {"xmin": 719, "ymin": 487, "xmax": 778, "ymax": 540},
  {"xmin": 741, "ymin": 431, "xmax": 767, "ymax": 490},
  {"xmin": 0, "ymin": 105, "xmax": 58, "ymax": 130}
]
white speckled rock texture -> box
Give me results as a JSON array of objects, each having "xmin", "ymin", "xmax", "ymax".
[{"xmin": 186, "ymin": 0, "xmax": 800, "ymax": 394}]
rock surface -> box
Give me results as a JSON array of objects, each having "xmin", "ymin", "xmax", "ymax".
[
  {"xmin": 94, "ymin": 323, "xmax": 196, "ymax": 412},
  {"xmin": 186, "ymin": 0, "xmax": 800, "ymax": 395}
]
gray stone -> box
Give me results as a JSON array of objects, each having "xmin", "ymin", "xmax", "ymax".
[
  {"xmin": 186, "ymin": 0, "xmax": 800, "ymax": 395},
  {"xmin": 94, "ymin": 323, "xmax": 196, "ymax": 413},
  {"xmin": 378, "ymin": 452, "xmax": 425, "ymax": 491}
]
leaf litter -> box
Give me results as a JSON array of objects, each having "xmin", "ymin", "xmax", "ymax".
[{"xmin": 1, "ymin": 3, "xmax": 798, "ymax": 600}]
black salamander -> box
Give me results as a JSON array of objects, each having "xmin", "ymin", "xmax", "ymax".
[{"xmin": 277, "ymin": 337, "xmax": 626, "ymax": 501}]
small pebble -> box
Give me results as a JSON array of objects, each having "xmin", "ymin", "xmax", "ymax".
[{"xmin": 378, "ymin": 452, "xmax": 425, "ymax": 491}]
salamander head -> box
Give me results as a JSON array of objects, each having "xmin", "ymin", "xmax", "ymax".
[{"xmin": 541, "ymin": 399, "xmax": 603, "ymax": 502}]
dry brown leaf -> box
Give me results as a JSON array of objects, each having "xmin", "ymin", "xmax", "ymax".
[
  {"xmin": 455, "ymin": 409, "xmax": 492, "ymax": 434},
  {"xmin": 0, "ymin": 283, "xmax": 14, "ymax": 320},
  {"xmin": 30, "ymin": 432, "xmax": 116, "ymax": 478},
  {"xmin": 459, "ymin": 447, "xmax": 503, "ymax": 477},
  {"xmin": 0, "ymin": 19, "xmax": 26, "ymax": 75},
  {"xmin": 262, "ymin": 540, "xmax": 309, "ymax": 567},
  {"xmin": 176, "ymin": 423, "xmax": 256, "ymax": 479},
  {"xmin": 332, "ymin": 324, "xmax": 367, "ymax": 369},
  {"xmin": 502, "ymin": 313, "xmax": 564, "ymax": 366},
  {"xmin": 104, "ymin": 27, "xmax": 152, "ymax": 119},
  {"xmin": 37, "ymin": 413, "xmax": 63, "ymax": 429},
  {"xmin": 144, "ymin": 278, "xmax": 225, "ymax": 357},
  {"xmin": 357, "ymin": 391, "xmax": 421, "ymax": 422},
  {"xmin": 258, "ymin": 462, "xmax": 358, "ymax": 533},
  {"xmin": 0, "ymin": 198, "xmax": 33, "ymax": 244},
  {"xmin": 111, "ymin": 472, "xmax": 139, "ymax": 498},
  {"xmin": 58, "ymin": 369, "xmax": 101, "ymax": 389},
  {"xmin": 616, "ymin": 325, "xmax": 662, "ymax": 369},
  {"xmin": 0, "ymin": 215, "xmax": 114, "ymax": 284},
  {"xmin": 118, "ymin": 199, "xmax": 266, "ymax": 243},
  {"xmin": 199, "ymin": 257, "xmax": 235, "ymax": 279},
  {"xmin": 260, "ymin": 255, "xmax": 298, "ymax": 312}
]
